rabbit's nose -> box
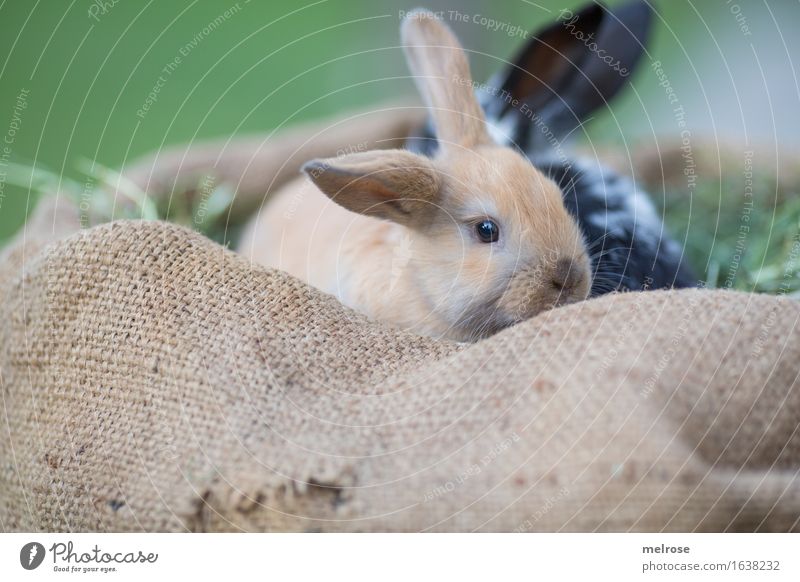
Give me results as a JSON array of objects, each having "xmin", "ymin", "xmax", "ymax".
[{"xmin": 551, "ymin": 258, "xmax": 586, "ymax": 295}]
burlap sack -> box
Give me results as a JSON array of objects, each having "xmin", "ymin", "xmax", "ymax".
[{"xmin": 1, "ymin": 194, "xmax": 799, "ymax": 532}]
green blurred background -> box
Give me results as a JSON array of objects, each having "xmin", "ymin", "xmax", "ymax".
[{"xmin": 0, "ymin": 0, "xmax": 798, "ymax": 244}]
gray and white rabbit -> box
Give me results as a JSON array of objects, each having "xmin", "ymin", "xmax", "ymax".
[{"xmin": 406, "ymin": 0, "xmax": 696, "ymax": 295}]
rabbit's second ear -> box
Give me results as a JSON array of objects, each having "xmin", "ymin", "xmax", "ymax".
[
  {"xmin": 303, "ymin": 150, "xmax": 440, "ymax": 227},
  {"xmin": 401, "ymin": 10, "xmax": 490, "ymax": 149},
  {"xmin": 488, "ymin": 1, "xmax": 652, "ymax": 147}
]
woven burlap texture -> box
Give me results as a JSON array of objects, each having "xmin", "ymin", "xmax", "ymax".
[{"xmin": 1, "ymin": 196, "xmax": 799, "ymax": 532}]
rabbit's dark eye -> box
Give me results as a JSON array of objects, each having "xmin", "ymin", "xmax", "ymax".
[{"xmin": 475, "ymin": 220, "xmax": 499, "ymax": 243}]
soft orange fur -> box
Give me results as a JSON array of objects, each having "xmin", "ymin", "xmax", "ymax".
[{"xmin": 239, "ymin": 9, "xmax": 591, "ymax": 341}]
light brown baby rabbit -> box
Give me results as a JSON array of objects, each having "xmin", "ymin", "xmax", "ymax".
[{"xmin": 239, "ymin": 9, "xmax": 591, "ymax": 341}]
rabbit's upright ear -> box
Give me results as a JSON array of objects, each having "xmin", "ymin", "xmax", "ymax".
[
  {"xmin": 303, "ymin": 150, "xmax": 440, "ymax": 227},
  {"xmin": 488, "ymin": 0, "xmax": 652, "ymax": 149},
  {"xmin": 401, "ymin": 10, "xmax": 491, "ymax": 149}
]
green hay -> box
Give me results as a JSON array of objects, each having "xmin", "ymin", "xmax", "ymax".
[
  {"xmin": 660, "ymin": 170, "xmax": 800, "ymax": 296},
  {"xmin": 2, "ymin": 160, "xmax": 234, "ymax": 245}
]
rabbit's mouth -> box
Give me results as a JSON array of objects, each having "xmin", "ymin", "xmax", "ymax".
[
  {"xmin": 449, "ymin": 295, "xmax": 510, "ymax": 341},
  {"xmin": 447, "ymin": 287, "xmax": 579, "ymax": 342}
]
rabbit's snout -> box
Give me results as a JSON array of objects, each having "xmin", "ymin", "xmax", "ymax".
[
  {"xmin": 499, "ymin": 255, "xmax": 591, "ymax": 322},
  {"xmin": 550, "ymin": 258, "xmax": 589, "ymax": 299},
  {"xmin": 544, "ymin": 256, "xmax": 591, "ymax": 310}
]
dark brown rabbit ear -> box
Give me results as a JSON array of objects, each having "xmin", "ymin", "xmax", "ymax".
[
  {"xmin": 489, "ymin": 1, "xmax": 652, "ymax": 143},
  {"xmin": 401, "ymin": 10, "xmax": 491, "ymax": 149},
  {"xmin": 302, "ymin": 149, "xmax": 440, "ymax": 228}
]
